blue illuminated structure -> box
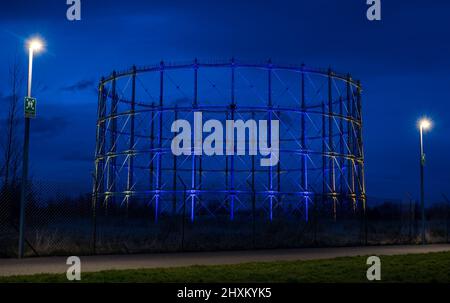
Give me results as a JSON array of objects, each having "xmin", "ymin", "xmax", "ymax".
[{"xmin": 92, "ymin": 59, "xmax": 366, "ymax": 223}]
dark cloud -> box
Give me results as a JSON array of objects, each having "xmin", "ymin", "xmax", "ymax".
[
  {"xmin": 0, "ymin": 92, "xmax": 6, "ymax": 104},
  {"xmin": 34, "ymin": 82, "xmax": 49, "ymax": 94},
  {"xmin": 60, "ymin": 150, "xmax": 92, "ymax": 163},
  {"xmin": 173, "ymin": 97, "xmax": 192, "ymax": 106},
  {"xmin": 0, "ymin": 94, "xmax": 21, "ymax": 114},
  {"xmin": 61, "ymin": 80, "xmax": 96, "ymax": 92},
  {"xmin": 32, "ymin": 116, "xmax": 70, "ymax": 136}
]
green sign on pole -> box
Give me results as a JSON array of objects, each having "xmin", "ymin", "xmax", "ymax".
[{"xmin": 24, "ymin": 96, "xmax": 37, "ymax": 118}]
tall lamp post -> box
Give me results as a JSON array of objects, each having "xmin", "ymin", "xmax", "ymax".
[
  {"xmin": 418, "ymin": 118, "xmax": 431, "ymax": 245},
  {"xmin": 18, "ymin": 38, "xmax": 43, "ymax": 258}
]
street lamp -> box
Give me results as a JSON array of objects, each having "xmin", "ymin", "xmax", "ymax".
[
  {"xmin": 418, "ymin": 117, "xmax": 432, "ymax": 245},
  {"xmin": 18, "ymin": 37, "xmax": 44, "ymax": 258}
]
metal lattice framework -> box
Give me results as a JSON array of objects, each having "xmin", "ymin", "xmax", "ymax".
[{"xmin": 92, "ymin": 59, "xmax": 366, "ymax": 222}]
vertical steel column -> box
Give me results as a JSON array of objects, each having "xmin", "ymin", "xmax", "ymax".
[
  {"xmin": 150, "ymin": 102, "xmax": 155, "ymax": 191},
  {"xmin": 328, "ymin": 69, "xmax": 336, "ymax": 219},
  {"xmin": 172, "ymin": 107, "xmax": 178, "ymax": 215},
  {"xmin": 339, "ymin": 96, "xmax": 344, "ymax": 205},
  {"xmin": 251, "ymin": 111, "xmax": 256, "ymax": 246},
  {"xmin": 356, "ymin": 80, "xmax": 367, "ymax": 245},
  {"xmin": 196, "ymin": 61, "xmax": 203, "ymax": 212},
  {"xmin": 155, "ymin": 62, "xmax": 164, "ymax": 222},
  {"xmin": 99, "ymin": 86, "xmax": 107, "ymax": 197},
  {"xmin": 107, "ymin": 71, "xmax": 117, "ymax": 210},
  {"xmin": 268, "ymin": 60, "xmax": 273, "ymax": 221},
  {"xmin": 224, "ymin": 59, "xmax": 233, "ymax": 208},
  {"xmin": 346, "ymin": 75, "xmax": 356, "ymax": 209},
  {"xmin": 190, "ymin": 59, "xmax": 198, "ymax": 222},
  {"xmin": 126, "ymin": 66, "xmax": 136, "ymax": 210},
  {"xmin": 277, "ymin": 110, "xmax": 281, "ymax": 205},
  {"xmin": 94, "ymin": 78, "xmax": 107, "ymax": 206},
  {"xmin": 356, "ymin": 81, "xmax": 366, "ymax": 210},
  {"xmin": 230, "ymin": 59, "xmax": 236, "ymax": 220},
  {"xmin": 225, "ymin": 111, "xmax": 229, "ymax": 193},
  {"xmin": 92, "ymin": 78, "xmax": 106, "ymax": 253},
  {"xmin": 321, "ymin": 99, "xmax": 326, "ymax": 207},
  {"xmin": 300, "ymin": 65, "xmax": 308, "ymax": 221}
]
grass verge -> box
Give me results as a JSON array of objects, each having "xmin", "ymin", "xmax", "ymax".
[{"xmin": 1, "ymin": 251, "xmax": 450, "ymax": 283}]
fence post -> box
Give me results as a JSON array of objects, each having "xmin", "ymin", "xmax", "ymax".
[{"xmin": 443, "ymin": 194, "xmax": 450, "ymax": 243}]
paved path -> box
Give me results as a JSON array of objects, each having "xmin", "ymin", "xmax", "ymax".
[{"xmin": 1, "ymin": 244, "xmax": 450, "ymax": 277}]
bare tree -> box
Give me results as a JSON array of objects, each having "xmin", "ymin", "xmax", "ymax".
[{"xmin": 1, "ymin": 53, "xmax": 24, "ymax": 190}]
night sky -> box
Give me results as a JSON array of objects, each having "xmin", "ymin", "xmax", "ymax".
[{"xmin": 0, "ymin": 0, "xmax": 449, "ymax": 201}]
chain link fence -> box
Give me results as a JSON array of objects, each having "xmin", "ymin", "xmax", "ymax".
[
  {"xmin": 0, "ymin": 181, "xmax": 449, "ymax": 257},
  {"xmin": 0, "ymin": 181, "xmax": 92, "ymax": 257}
]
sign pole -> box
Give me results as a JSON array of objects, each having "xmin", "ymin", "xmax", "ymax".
[{"xmin": 18, "ymin": 48, "xmax": 34, "ymax": 258}]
